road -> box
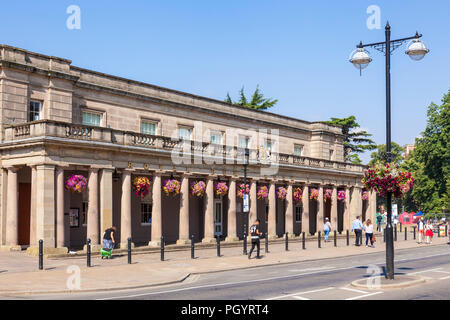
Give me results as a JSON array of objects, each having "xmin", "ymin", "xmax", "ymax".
[{"xmin": 5, "ymin": 244, "xmax": 449, "ymax": 300}]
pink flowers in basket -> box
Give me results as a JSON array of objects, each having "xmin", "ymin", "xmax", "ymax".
[
  {"xmin": 323, "ymin": 189, "xmax": 332, "ymax": 202},
  {"xmin": 237, "ymin": 184, "xmax": 250, "ymax": 199},
  {"xmin": 163, "ymin": 179, "xmax": 180, "ymax": 196},
  {"xmin": 337, "ymin": 190, "xmax": 346, "ymax": 202},
  {"xmin": 361, "ymin": 190, "xmax": 370, "ymax": 201},
  {"xmin": 277, "ymin": 187, "xmax": 287, "ymax": 200},
  {"xmin": 309, "ymin": 188, "xmax": 319, "ymax": 201},
  {"xmin": 257, "ymin": 186, "xmax": 269, "ymax": 200},
  {"xmin": 215, "ymin": 182, "xmax": 228, "ymax": 196},
  {"xmin": 65, "ymin": 175, "xmax": 87, "ymax": 193},
  {"xmin": 191, "ymin": 180, "xmax": 206, "ymax": 197},
  {"xmin": 133, "ymin": 176, "xmax": 151, "ymax": 198},
  {"xmin": 293, "ymin": 187, "xmax": 303, "ymax": 203},
  {"xmin": 362, "ymin": 163, "xmax": 414, "ymax": 198}
]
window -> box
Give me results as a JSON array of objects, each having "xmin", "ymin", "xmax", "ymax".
[
  {"xmin": 329, "ymin": 150, "xmax": 334, "ymax": 160},
  {"xmin": 29, "ymin": 101, "xmax": 42, "ymax": 121},
  {"xmin": 264, "ymin": 140, "xmax": 273, "ymax": 152},
  {"xmin": 82, "ymin": 111, "xmax": 102, "ymax": 126},
  {"xmin": 82, "ymin": 201, "xmax": 88, "ymax": 227},
  {"xmin": 265, "ymin": 205, "xmax": 269, "ymax": 223},
  {"xmin": 238, "ymin": 135, "xmax": 249, "ymax": 149},
  {"xmin": 140, "ymin": 203, "xmax": 152, "ymax": 225},
  {"xmin": 178, "ymin": 127, "xmax": 192, "ymax": 140},
  {"xmin": 295, "ymin": 205, "xmax": 302, "ymax": 223},
  {"xmin": 294, "ymin": 144, "xmax": 303, "ymax": 156},
  {"xmin": 141, "ymin": 121, "xmax": 157, "ymax": 135},
  {"xmin": 210, "ymin": 131, "xmax": 223, "ymax": 145}
]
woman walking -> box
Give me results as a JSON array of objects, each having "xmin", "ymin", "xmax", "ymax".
[
  {"xmin": 323, "ymin": 218, "xmax": 332, "ymax": 243},
  {"xmin": 425, "ymin": 219, "xmax": 434, "ymax": 244},
  {"xmin": 364, "ymin": 219, "xmax": 374, "ymax": 247}
]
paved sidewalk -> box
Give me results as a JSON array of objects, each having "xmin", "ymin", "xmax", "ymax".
[{"xmin": 0, "ymin": 236, "xmax": 447, "ymax": 295}]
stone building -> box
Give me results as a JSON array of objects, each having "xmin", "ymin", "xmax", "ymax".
[{"xmin": 0, "ymin": 45, "xmax": 376, "ymax": 253}]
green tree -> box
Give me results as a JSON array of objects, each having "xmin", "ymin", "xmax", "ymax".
[
  {"xmin": 225, "ymin": 85, "xmax": 278, "ymax": 110},
  {"xmin": 368, "ymin": 142, "xmax": 404, "ymax": 166},
  {"xmin": 325, "ymin": 116, "xmax": 377, "ymax": 163},
  {"xmin": 402, "ymin": 89, "xmax": 450, "ymax": 213}
]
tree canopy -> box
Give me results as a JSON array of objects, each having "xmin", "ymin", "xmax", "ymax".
[
  {"xmin": 368, "ymin": 142, "xmax": 404, "ymax": 167},
  {"xmin": 325, "ymin": 116, "xmax": 377, "ymax": 163},
  {"xmin": 225, "ymin": 86, "xmax": 278, "ymax": 110}
]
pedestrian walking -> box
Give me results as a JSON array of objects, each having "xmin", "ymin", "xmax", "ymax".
[
  {"xmin": 417, "ymin": 217, "xmax": 425, "ymax": 244},
  {"xmin": 101, "ymin": 226, "xmax": 116, "ymax": 259},
  {"xmin": 248, "ymin": 219, "xmax": 263, "ymax": 259},
  {"xmin": 352, "ymin": 216, "xmax": 364, "ymax": 246},
  {"xmin": 323, "ymin": 218, "xmax": 332, "ymax": 243},
  {"xmin": 364, "ymin": 219, "xmax": 374, "ymax": 247},
  {"xmin": 424, "ymin": 219, "xmax": 434, "ymax": 244},
  {"xmin": 376, "ymin": 212, "xmax": 383, "ymax": 232}
]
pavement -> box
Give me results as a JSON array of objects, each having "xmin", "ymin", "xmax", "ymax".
[{"xmin": 0, "ymin": 234, "xmax": 447, "ymax": 296}]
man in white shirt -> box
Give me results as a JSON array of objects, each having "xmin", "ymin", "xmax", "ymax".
[{"xmin": 417, "ymin": 217, "xmax": 425, "ymax": 244}]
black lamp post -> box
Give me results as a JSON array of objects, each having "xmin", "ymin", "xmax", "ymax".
[
  {"xmin": 243, "ymin": 148, "xmax": 250, "ymax": 255},
  {"xmin": 350, "ymin": 22, "xmax": 429, "ymax": 280}
]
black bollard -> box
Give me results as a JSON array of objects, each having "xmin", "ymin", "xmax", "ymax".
[
  {"xmin": 264, "ymin": 232, "xmax": 269, "ymax": 253},
  {"xmin": 334, "ymin": 230, "xmax": 337, "ymax": 247},
  {"xmin": 346, "ymin": 230, "xmax": 349, "ymax": 246},
  {"xmin": 302, "ymin": 232, "xmax": 306, "ymax": 250},
  {"xmin": 400, "ymin": 223, "xmax": 402, "ymax": 233},
  {"xmin": 38, "ymin": 239, "xmax": 43, "ymax": 270},
  {"xmin": 127, "ymin": 237, "xmax": 132, "ymax": 264},
  {"xmin": 318, "ymin": 231, "xmax": 321, "ymax": 248},
  {"xmin": 394, "ymin": 226, "xmax": 397, "ymax": 241},
  {"xmin": 191, "ymin": 235, "xmax": 195, "ymax": 259},
  {"xmin": 405, "ymin": 227, "xmax": 407, "ymax": 241},
  {"xmin": 216, "ymin": 236, "xmax": 221, "ymax": 257},
  {"xmin": 160, "ymin": 236, "xmax": 164, "ymax": 261},
  {"xmin": 413, "ymin": 226, "xmax": 416, "ymax": 240},
  {"xmin": 384, "ymin": 228, "xmax": 386, "ymax": 243},
  {"xmin": 87, "ymin": 238, "xmax": 91, "ymax": 267},
  {"xmin": 285, "ymin": 232, "xmax": 289, "ymax": 251}
]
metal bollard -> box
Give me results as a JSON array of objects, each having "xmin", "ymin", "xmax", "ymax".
[
  {"xmin": 265, "ymin": 232, "xmax": 269, "ymax": 253},
  {"xmin": 39, "ymin": 239, "xmax": 43, "ymax": 270},
  {"xmin": 400, "ymin": 223, "xmax": 402, "ymax": 233},
  {"xmin": 87, "ymin": 238, "xmax": 91, "ymax": 267},
  {"xmin": 191, "ymin": 235, "xmax": 195, "ymax": 259},
  {"xmin": 285, "ymin": 232, "xmax": 289, "ymax": 251},
  {"xmin": 334, "ymin": 230, "xmax": 337, "ymax": 247},
  {"xmin": 384, "ymin": 229, "xmax": 386, "ymax": 243},
  {"xmin": 346, "ymin": 230, "xmax": 349, "ymax": 246},
  {"xmin": 216, "ymin": 236, "xmax": 221, "ymax": 257},
  {"xmin": 127, "ymin": 237, "xmax": 132, "ymax": 264},
  {"xmin": 302, "ymin": 232, "xmax": 306, "ymax": 250},
  {"xmin": 160, "ymin": 236, "xmax": 164, "ymax": 261},
  {"xmin": 243, "ymin": 232, "xmax": 247, "ymax": 255},
  {"xmin": 405, "ymin": 227, "xmax": 407, "ymax": 241},
  {"xmin": 394, "ymin": 226, "xmax": 397, "ymax": 241},
  {"xmin": 318, "ymin": 231, "xmax": 321, "ymax": 248},
  {"xmin": 438, "ymin": 226, "xmax": 441, "ymax": 238},
  {"xmin": 413, "ymin": 226, "xmax": 416, "ymax": 240}
]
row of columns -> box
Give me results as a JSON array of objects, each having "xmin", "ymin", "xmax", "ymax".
[{"xmin": 2, "ymin": 165, "xmax": 372, "ymax": 250}]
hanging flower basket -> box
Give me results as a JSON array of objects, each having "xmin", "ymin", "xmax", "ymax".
[
  {"xmin": 337, "ymin": 190, "xmax": 346, "ymax": 202},
  {"xmin": 215, "ymin": 182, "xmax": 228, "ymax": 196},
  {"xmin": 277, "ymin": 187, "xmax": 287, "ymax": 200},
  {"xmin": 362, "ymin": 162, "xmax": 414, "ymax": 198},
  {"xmin": 361, "ymin": 190, "xmax": 370, "ymax": 201},
  {"xmin": 309, "ymin": 188, "xmax": 319, "ymax": 201},
  {"xmin": 191, "ymin": 180, "xmax": 206, "ymax": 197},
  {"xmin": 133, "ymin": 176, "xmax": 151, "ymax": 198},
  {"xmin": 293, "ymin": 187, "xmax": 303, "ymax": 203},
  {"xmin": 323, "ymin": 188, "xmax": 332, "ymax": 202},
  {"xmin": 237, "ymin": 183, "xmax": 250, "ymax": 199},
  {"xmin": 257, "ymin": 186, "xmax": 269, "ymax": 200},
  {"xmin": 65, "ymin": 174, "xmax": 87, "ymax": 193},
  {"xmin": 163, "ymin": 179, "xmax": 181, "ymax": 196}
]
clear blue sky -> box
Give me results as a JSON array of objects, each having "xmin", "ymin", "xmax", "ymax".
[{"xmin": 2, "ymin": 1, "xmax": 449, "ymax": 163}]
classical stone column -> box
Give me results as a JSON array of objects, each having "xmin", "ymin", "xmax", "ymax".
[
  {"xmin": 87, "ymin": 168, "xmax": 100, "ymax": 248},
  {"xmin": 29, "ymin": 165, "xmax": 37, "ymax": 247},
  {"xmin": 350, "ymin": 187, "xmax": 362, "ymax": 223},
  {"xmin": 369, "ymin": 190, "xmax": 377, "ymax": 223},
  {"xmin": 225, "ymin": 177, "xmax": 238, "ymax": 242},
  {"xmin": 285, "ymin": 182, "xmax": 295, "ymax": 237},
  {"xmin": 249, "ymin": 180, "xmax": 257, "ymax": 225},
  {"xmin": 56, "ymin": 166, "xmax": 67, "ymax": 250},
  {"xmin": 317, "ymin": 185, "xmax": 324, "ymax": 232},
  {"xmin": 344, "ymin": 187, "xmax": 351, "ymax": 231},
  {"xmin": 331, "ymin": 186, "xmax": 338, "ymax": 232},
  {"xmin": 268, "ymin": 180, "xmax": 277, "ymax": 239},
  {"xmin": 120, "ymin": 169, "xmax": 132, "ymax": 249},
  {"xmin": 149, "ymin": 171, "xmax": 162, "ymax": 246},
  {"xmin": 5, "ymin": 167, "xmax": 19, "ymax": 249},
  {"xmin": 202, "ymin": 176, "xmax": 215, "ymax": 243},
  {"xmin": 100, "ymin": 168, "xmax": 113, "ymax": 236},
  {"xmin": 0, "ymin": 168, "xmax": 7, "ymax": 246},
  {"xmin": 302, "ymin": 185, "xmax": 309, "ymax": 235},
  {"xmin": 177, "ymin": 173, "xmax": 191, "ymax": 244}
]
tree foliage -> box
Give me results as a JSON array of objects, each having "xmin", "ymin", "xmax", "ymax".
[
  {"xmin": 325, "ymin": 116, "xmax": 377, "ymax": 163},
  {"xmin": 225, "ymin": 85, "xmax": 278, "ymax": 110},
  {"xmin": 368, "ymin": 142, "xmax": 404, "ymax": 167}
]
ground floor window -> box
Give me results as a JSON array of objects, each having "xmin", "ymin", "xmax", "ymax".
[
  {"xmin": 295, "ymin": 205, "xmax": 302, "ymax": 223},
  {"xmin": 141, "ymin": 202, "xmax": 152, "ymax": 225}
]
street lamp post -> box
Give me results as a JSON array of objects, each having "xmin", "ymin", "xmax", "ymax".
[
  {"xmin": 243, "ymin": 148, "xmax": 250, "ymax": 255},
  {"xmin": 349, "ymin": 22, "xmax": 429, "ymax": 280}
]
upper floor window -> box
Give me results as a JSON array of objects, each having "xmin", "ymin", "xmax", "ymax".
[
  {"xmin": 210, "ymin": 131, "xmax": 223, "ymax": 145},
  {"xmin": 238, "ymin": 135, "xmax": 249, "ymax": 149},
  {"xmin": 329, "ymin": 150, "xmax": 334, "ymax": 160},
  {"xmin": 178, "ymin": 126, "xmax": 192, "ymax": 141},
  {"xmin": 29, "ymin": 101, "xmax": 42, "ymax": 122},
  {"xmin": 294, "ymin": 144, "xmax": 303, "ymax": 156},
  {"xmin": 264, "ymin": 139, "xmax": 273, "ymax": 152},
  {"xmin": 82, "ymin": 111, "xmax": 102, "ymax": 127},
  {"xmin": 141, "ymin": 121, "xmax": 157, "ymax": 135}
]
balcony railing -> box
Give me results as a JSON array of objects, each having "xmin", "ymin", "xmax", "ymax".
[{"xmin": 3, "ymin": 120, "xmax": 366, "ymax": 173}]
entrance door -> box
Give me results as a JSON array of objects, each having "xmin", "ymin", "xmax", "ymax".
[
  {"xmin": 18, "ymin": 183, "xmax": 31, "ymax": 246},
  {"xmin": 214, "ymin": 199, "xmax": 223, "ymax": 237}
]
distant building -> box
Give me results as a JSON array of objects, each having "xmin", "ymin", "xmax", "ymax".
[{"xmin": 403, "ymin": 144, "xmax": 416, "ymax": 159}]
